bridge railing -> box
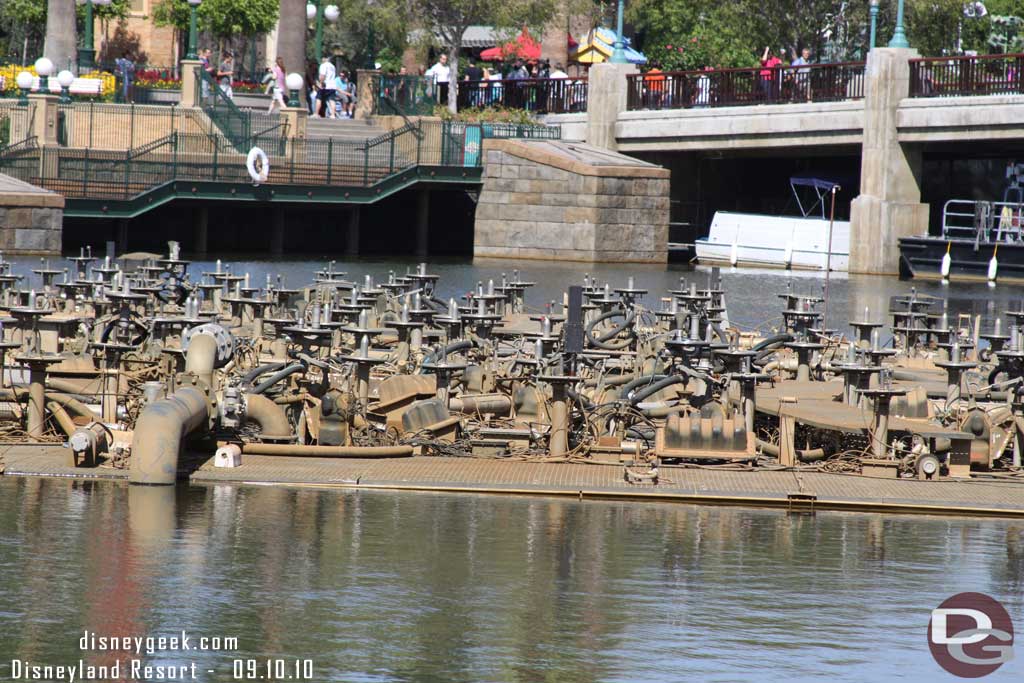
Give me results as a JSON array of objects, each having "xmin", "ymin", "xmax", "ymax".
[
  {"xmin": 455, "ymin": 78, "xmax": 588, "ymax": 114},
  {"xmin": 372, "ymin": 75, "xmax": 436, "ymax": 117},
  {"xmin": 626, "ymin": 62, "xmax": 866, "ymax": 111},
  {"xmin": 909, "ymin": 53, "xmax": 1024, "ymax": 97}
]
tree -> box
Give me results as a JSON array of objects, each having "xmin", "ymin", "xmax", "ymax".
[
  {"xmin": 408, "ymin": 0, "xmax": 559, "ymax": 113},
  {"xmin": 320, "ymin": 0, "xmax": 410, "ymax": 73}
]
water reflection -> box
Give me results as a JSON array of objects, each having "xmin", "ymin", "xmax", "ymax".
[{"xmin": 1, "ymin": 479, "xmax": 1023, "ymax": 681}]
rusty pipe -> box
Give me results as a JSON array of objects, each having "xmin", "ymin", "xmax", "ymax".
[
  {"xmin": 244, "ymin": 392, "xmax": 293, "ymax": 441},
  {"xmin": 184, "ymin": 332, "xmax": 218, "ymax": 388},
  {"xmin": 129, "ymin": 386, "xmax": 209, "ymax": 485},
  {"xmin": 238, "ymin": 442, "xmax": 413, "ymax": 458}
]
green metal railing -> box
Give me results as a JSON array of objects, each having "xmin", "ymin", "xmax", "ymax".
[
  {"xmin": 0, "ymin": 118, "xmax": 556, "ymax": 203},
  {"xmin": 196, "ymin": 66, "xmax": 251, "ymax": 149},
  {"xmin": 372, "ymin": 75, "xmax": 437, "ymax": 117}
]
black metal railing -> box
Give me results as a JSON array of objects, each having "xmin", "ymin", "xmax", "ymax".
[
  {"xmin": 909, "ymin": 53, "xmax": 1024, "ymax": 97},
  {"xmin": 455, "ymin": 78, "xmax": 588, "ymax": 113},
  {"xmin": 626, "ymin": 62, "xmax": 865, "ymax": 110},
  {"xmin": 373, "ymin": 75, "xmax": 437, "ymax": 117},
  {"xmin": 196, "ymin": 66, "xmax": 251, "ymax": 148}
]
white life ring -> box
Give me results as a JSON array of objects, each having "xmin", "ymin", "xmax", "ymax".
[{"xmin": 246, "ymin": 147, "xmax": 269, "ymax": 184}]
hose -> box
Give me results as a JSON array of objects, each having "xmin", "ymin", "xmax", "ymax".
[
  {"xmin": 251, "ymin": 363, "xmax": 305, "ymax": 394},
  {"xmin": 585, "ymin": 309, "xmax": 636, "ymax": 350},
  {"xmin": 242, "ymin": 361, "xmax": 289, "ymax": 385},
  {"xmin": 619, "ymin": 373, "xmax": 667, "ymax": 397},
  {"xmin": 756, "ymin": 439, "xmax": 829, "ymax": 462},
  {"xmin": 629, "ymin": 375, "xmax": 687, "ymax": 405},
  {"xmin": 421, "ymin": 340, "xmax": 474, "ymax": 366}
]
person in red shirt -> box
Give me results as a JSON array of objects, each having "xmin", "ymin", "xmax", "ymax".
[{"xmin": 760, "ymin": 46, "xmax": 783, "ymax": 101}]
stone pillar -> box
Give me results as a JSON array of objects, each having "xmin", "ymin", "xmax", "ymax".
[
  {"xmin": 270, "ymin": 208, "xmax": 285, "ymax": 255},
  {"xmin": 416, "ymin": 189, "xmax": 430, "ymax": 258},
  {"xmin": 28, "ymin": 93, "xmax": 59, "ymax": 147},
  {"xmin": 281, "ymin": 105, "xmax": 307, "ymax": 139},
  {"xmin": 585, "ymin": 62, "xmax": 637, "ymax": 151},
  {"xmin": 355, "ymin": 69, "xmax": 381, "ymax": 120},
  {"xmin": 179, "ymin": 60, "xmax": 202, "ymax": 108},
  {"xmin": 849, "ymin": 48, "xmax": 929, "ymax": 275},
  {"xmin": 194, "ymin": 206, "xmax": 208, "ymax": 254},
  {"xmin": 346, "ymin": 207, "xmax": 360, "ymax": 256}
]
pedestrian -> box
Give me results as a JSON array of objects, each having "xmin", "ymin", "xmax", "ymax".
[
  {"xmin": 114, "ymin": 51, "xmax": 135, "ymax": 103},
  {"xmin": 266, "ymin": 56, "xmax": 287, "ymax": 114},
  {"xmin": 759, "ymin": 46, "xmax": 782, "ymax": 102},
  {"xmin": 463, "ymin": 57, "xmax": 483, "ymax": 107},
  {"xmin": 548, "ymin": 62, "xmax": 568, "ymax": 79},
  {"xmin": 425, "ymin": 53, "xmax": 451, "ymax": 104},
  {"xmin": 317, "ymin": 56, "xmax": 337, "ymax": 118},
  {"xmin": 305, "ymin": 61, "xmax": 319, "ymax": 115},
  {"xmin": 217, "ymin": 51, "xmax": 234, "ymax": 100},
  {"xmin": 791, "ymin": 47, "xmax": 813, "ymax": 101},
  {"xmin": 335, "ymin": 70, "xmax": 355, "ymax": 118},
  {"xmin": 199, "ymin": 48, "xmax": 213, "ymax": 100},
  {"xmin": 695, "ymin": 65, "xmax": 713, "ymax": 107},
  {"xmin": 643, "ymin": 62, "xmax": 665, "ymax": 108}
]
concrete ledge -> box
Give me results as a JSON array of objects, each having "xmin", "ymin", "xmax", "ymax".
[
  {"xmin": 615, "ymin": 100, "xmax": 864, "ymax": 151},
  {"xmin": 482, "ymin": 139, "xmax": 669, "ymax": 178},
  {"xmin": 898, "ymin": 94, "xmax": 1024, "ymax": 141}
]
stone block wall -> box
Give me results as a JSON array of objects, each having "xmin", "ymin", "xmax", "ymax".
[
  {"xmin": 0, "ymin": 179, "xmax": 64, "ymax": 255},
  {"xmin": 474, "ymin": 140, "xmax": 669, "ymax": 263}
]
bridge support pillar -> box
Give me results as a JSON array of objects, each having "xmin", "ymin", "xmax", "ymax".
[
  {"xmin": 355, "ymin": 69, "xmax": 380, "ymax": 120},
  {"xmin": 28, "ymin": 93, "xmax": 59, "ymax": 147},
  {"xmin": 586, "ymin": 63, "xmax": 637, "ymax": 151},
  {"xmin": 270, "ymin": 209, "xmax": 284, "ymax": 255},
  {"xmin": 347, "ymin": 207, "xmax": 360, "ymax": 256},
  {"xmin": 116, "ymin": 219, "xmax": 129, "ymax": 254},
  {"xmin": 179, "ymin": 60, "xmax": 202, "ymax": 108},
  {"xmin": 194, "ymin": 206, "xmax": 208, "ymax": 254},
  {"xmin": 416, "ymin": 189, "xmax": 429, "ymax": 258},
  {"xmin": 849, "ymin": 48, "xmax": 929, "ymax": 275}
]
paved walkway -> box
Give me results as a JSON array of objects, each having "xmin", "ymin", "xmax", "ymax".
[{"xmin": 3, "ymin": 445, "xmax": 1024, "ymax": 518}]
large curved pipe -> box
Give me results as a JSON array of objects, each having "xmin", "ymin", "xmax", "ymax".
[
  {"xmin": 129, "ymin": 386, "xmax": 209, "ymax": 485},
  {"xmin": 184, "ymin": 333, "xmax": 218, "ymax": 388},
  {"xmin": 756, "ymin": 439, "xmax": 828, "ymax": 462},
  {"xmin": 244, "ymin": 393, "xmax": 293, "ymax": 441}
]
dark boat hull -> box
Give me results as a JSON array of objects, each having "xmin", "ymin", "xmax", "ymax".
[{"xmin": 899, "ymin": 236, "xmax": 1024, "ymax": 283}]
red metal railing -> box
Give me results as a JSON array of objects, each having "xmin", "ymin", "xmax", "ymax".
[
  {"xmin": 909, "ymin": 53, "xmax": 1024, "ymax": 97},
  {"xmin": 455, "ymin": 78, "xmax": 588, "ymax": 114},
  {"xmin": 625, "ymin": 62, "xmax": 866, "ymax": 111}
]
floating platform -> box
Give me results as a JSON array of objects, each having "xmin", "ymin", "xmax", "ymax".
[{"xmin": 4, "ymin": 446, "xmax": 1024, "ymax": 519}]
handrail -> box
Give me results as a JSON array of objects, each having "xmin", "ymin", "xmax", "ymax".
[
  {"xmin": 909, "ymin": 52, "xmax": 1024, "ymax": 97},
  {"xmin": 196, "ymin": 66, "xmax": 251, "ymax": 148},
  {"xmin": 0, "ymin": 135, "xmax": 38, "ymax": 157}
]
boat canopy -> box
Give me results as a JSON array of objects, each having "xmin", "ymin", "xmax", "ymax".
[{"xmin": 789, "ymin": 174, "xmax": 852, "ymax": 218}]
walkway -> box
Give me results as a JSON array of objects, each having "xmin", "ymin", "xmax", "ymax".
[{"xmin": 4, "ymin": 447, "xmax": 1024, "ymax": 518}]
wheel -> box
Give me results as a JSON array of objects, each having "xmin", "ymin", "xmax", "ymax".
[{"xmin": 917, "ymin": 453, "xmax": 941, "ymax": 480}]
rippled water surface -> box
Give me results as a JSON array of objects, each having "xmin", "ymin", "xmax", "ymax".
[
  {"xmin": 1, "ymin": 479, "xmax": 1023, "ymax": 682},
  {"xmin": 2, "ymin": 257, "xmax": 1023, "ymax": 681}
]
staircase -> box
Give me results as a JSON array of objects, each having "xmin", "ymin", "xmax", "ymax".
[{"xmin": 306, "ymin": 117, "xmax": 390, "ymax": 143}]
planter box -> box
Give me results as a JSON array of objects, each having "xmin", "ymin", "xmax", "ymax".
[
  {"xmin": 134, "ymin": 88, "xmax": 181, "ymax": 105},
  {"xmin": 232, "ymin": 92, "xmax": 272, "ymax": 110}
]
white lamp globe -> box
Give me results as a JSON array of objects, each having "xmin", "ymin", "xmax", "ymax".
[
  {"xmin": 34, "ymin": 58, "xmax": 54, "ymax": 77},
  {"xmin": 306, "ymin": 3, "xmax": 316, "ymax": 20},
  {"xmin": 15, "ymin": 71, "xmax": 34, "ymax": 89},
  {"xmin": 57, "ymin": 70, "xmax": 75, "ymax": 88},
  {"xmin": 187, "ymin": 0, "xmax": 202, "ymax": 5},
  {"xmin": 93, "ymin": 0, "xmax": 113, "ymax": 5},
  {"xmin": 285, "ymin": 72, "xmax": 304, "ymax": 90},
  {"xmin": 324, "ymin": 4, "xmax": 340, "ymax": 21}
]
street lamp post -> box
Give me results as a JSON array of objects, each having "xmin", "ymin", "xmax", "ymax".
[
  {"xmin": 869, "ymin": 0, "xmax": 880, "ymax": 49},
  {"xmin": 185, "ymin": 0, "xmax": 202, "ymax": 60},
  {"xmin": 888, "ymin": 0, "xmax": 910, "ymax": 48},
  {"xmin": 306, "ymin": 2, "xmax": 340, "ymax": 63},
  {"xmin": 79, "ymin": 0, "xmax": 111, "ymax": 71},
  {"xmin": 609, "ymin": 0, "xmax": 627, "ymax": 64},
  {"xmin": 285, "ymin": 73, "xmax": 304, "ymax": 107}
]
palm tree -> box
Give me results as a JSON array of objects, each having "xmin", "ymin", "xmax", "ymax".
[
  {"xmin": 44, "ymin": 0, "xmax": 77, "ymax": 68},
  {"xmin": 276, "ymin": 0, "xmax": 308, "ymax": 104}
]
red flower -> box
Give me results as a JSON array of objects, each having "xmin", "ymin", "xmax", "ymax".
[
  {"xmin": 691, "ymin": 37, "xmax": 697, "ymax": 43},
  {"xmin": 666, "ymin": 44, "xmax": 673, "ymax": 49}
]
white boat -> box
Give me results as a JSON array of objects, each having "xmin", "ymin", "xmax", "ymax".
[{"xmin": 695, "ymin": 175, "xmax": 849, "ymax": 271}]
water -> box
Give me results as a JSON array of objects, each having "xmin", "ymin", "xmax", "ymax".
[
  {"xmin": 3, "ymin": 256, "xmax": 1023, "ymax": 680},
  {"xmin": 0, "ymin": 479, "xmax": 1023, "ymax": 682},
  {"xmin": 12, "ymin": 255, "xmax": 1022, "ymax": 337}
]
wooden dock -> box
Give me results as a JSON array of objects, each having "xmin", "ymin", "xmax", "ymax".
[{"xmin": 3, "ymin": 445, "xmax": 1024, "ymax": 518}]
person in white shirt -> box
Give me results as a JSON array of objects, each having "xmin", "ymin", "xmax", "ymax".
[
  {"xmin": 425, "ymin": 54, "xmax": 451, "ymax": 103},
  {"xmin": 317, "ymin": 56, "xmax": 337, "ymax": 118},
  {"xmin": 548, "ymin": 63, "xmax": 568, "ymax": 79}
]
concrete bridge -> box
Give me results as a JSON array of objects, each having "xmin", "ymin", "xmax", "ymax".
[{"xmin": 541, "ymin": 48, "xmax": 1024, "ymax": 274}]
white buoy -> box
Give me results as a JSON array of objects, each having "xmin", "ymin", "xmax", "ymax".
[
  {"xmin": 940, "ymin": 241, "xmax": 951, "ymax": 279},
  {"xmin": 988, "ymin": 245, "xmax": 999, "ymax": 283}
]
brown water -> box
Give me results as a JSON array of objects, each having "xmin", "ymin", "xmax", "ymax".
[
  {"xmin": 2, "ymin": 257, "xmax": 1022, "ymax": 681},
  {"xmin": 0, "ymin": 479, "xmax": 1022, "ymax": 681}
]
